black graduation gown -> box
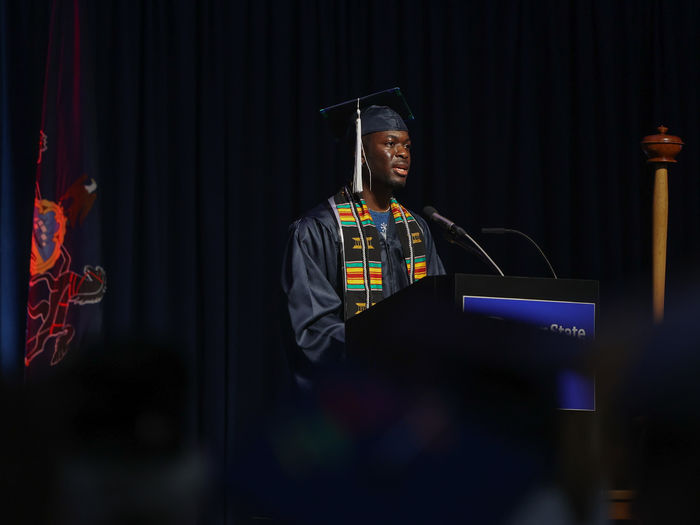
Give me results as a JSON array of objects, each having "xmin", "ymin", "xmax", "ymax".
[{"xmin": 281, "ymin": 199, "xmax": 446, "ymax": 386}]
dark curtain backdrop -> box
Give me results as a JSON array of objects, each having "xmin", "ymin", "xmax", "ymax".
[
  {"xmin": 3, "ymin": 0, "xmax": 700, "ymax": 522},
  {"xmin": 0, "ymin": 2, "xmax": 48, "ymax": 382}
]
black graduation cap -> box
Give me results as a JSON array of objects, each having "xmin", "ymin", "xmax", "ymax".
[{"xmin": 320, "ymin": 87, "xmax": 415, "ymax": 141}]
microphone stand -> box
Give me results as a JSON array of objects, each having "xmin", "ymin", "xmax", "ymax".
[
  {"xmin": 424, "ymin": 206, "xmax": 505, "ymax": 277},
  {"xmin": 481, "ymin": 228, "xmax": 558, "ymax": 279},
  {"xmin": 443, "ymin": 230, "xmax": 505, "ymax": 277}
]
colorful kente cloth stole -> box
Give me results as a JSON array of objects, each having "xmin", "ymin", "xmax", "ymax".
[{"xmin": 330, "ymin": 186, "xmax": 428, "ymax": 320}]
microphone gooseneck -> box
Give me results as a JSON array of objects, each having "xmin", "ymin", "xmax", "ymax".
[
  {"xmin": 481, "ymin": 227, "xmax": 558, "ymax": 279},
  {"xmin": 424, "ymin": 206, "xmax": 505, "ymax": 277}
]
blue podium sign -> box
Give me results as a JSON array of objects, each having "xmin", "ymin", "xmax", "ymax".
[{"xmin": 463, "ymin": 295, "xmax": 596, "ymax": 411}]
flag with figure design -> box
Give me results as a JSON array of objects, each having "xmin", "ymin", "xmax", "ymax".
[{"xmin": 25, "ymin": 0, "xmax": 105, "ymax": 374}]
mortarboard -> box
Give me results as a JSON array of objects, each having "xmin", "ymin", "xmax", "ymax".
[
  {"xmin": 320, "ymin": 87, "xmax": 415, "ymax": 140},
  {"xmin": 320, "ymin": 87, "xmax": 415, "ymax": 194}
]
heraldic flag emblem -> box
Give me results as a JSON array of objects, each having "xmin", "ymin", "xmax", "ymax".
[{"xmin": 25, "ymin": 0, "xmax": 106, "ymax": 372}]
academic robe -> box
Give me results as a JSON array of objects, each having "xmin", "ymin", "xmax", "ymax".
[{"xmin": 281, "ymin": 199, "xmax": 446, "ymax": 387}]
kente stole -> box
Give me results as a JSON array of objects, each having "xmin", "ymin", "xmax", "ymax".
[{"xmin": 330, "ymin": 186, "xmax": 427, "ymax": 320}]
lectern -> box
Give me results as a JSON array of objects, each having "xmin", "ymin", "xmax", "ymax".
[{"xmin": 346, "ymin": 273, "xmax": 599, "ymax": 410}]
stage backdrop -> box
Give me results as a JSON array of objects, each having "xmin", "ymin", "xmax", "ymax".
[{"xmin": 2, "ymin": 0, "xmax": 700, "ymax": 522}]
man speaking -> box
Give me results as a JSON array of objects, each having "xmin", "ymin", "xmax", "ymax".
[{"xmin": 282, "ymin": 88, "xmax": 445, "ymax": 387}]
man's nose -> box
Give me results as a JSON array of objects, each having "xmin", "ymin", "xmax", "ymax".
[{"xmin": 396, "ymin": 144, "xmax": 409, "ymax": 157}]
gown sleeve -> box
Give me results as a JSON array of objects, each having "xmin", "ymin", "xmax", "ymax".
[{"xmin": 281, "ymin": 216, "xmax": 346, "ymax": 369}]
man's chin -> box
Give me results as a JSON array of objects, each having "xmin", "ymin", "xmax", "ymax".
[
  {"xmin": 389, "ymin": 178, "xmax": 407, "ymax": 191},
  {"xmin": 367, "ymin": 174, "xmax": 407, "ymax": 193}
]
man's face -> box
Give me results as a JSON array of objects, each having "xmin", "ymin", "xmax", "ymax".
[{"xmin": 362, "ymin": 130, "xmax": 411, "ymax": 191}]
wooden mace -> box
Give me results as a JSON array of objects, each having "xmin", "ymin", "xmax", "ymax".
[{"xmin": 640, "ymin": 126, "xmax": 683, "ymax": 324}]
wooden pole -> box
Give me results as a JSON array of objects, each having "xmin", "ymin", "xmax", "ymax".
[
  {"xmin": 652, "ymin": 166, "xmax": 668, "ymax": 323},
  {"xmin": 641, "ymin": 126, "xmax": 683, "ymax": 324}
]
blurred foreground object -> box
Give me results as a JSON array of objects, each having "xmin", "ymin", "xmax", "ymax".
[
  {"xmin": 233, "ymin": 305, "xmax": 608, "ymax": 524},
  {"xmin": 619, "ymin": 288, "xmax": 700, "ymax": 523},
  {"xmin": 1, "ymin": 340, "xmax": 206, "ymax": 525}
]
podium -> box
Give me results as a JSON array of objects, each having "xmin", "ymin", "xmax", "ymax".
[{"xmin": 346, "ymin": 273, "xmax": 599, "ymax": 410}]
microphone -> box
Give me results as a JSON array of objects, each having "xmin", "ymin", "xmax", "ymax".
[
  {"xmin": 423, "ymin": 206, "xmax": 505, "ymax": 277},
  {"xmin": 481, "ymin": 227, "xmax": 558, "ymax": 279},
  {"xmin": 423, "ymin": 206, "xmax": 466, "ymax": 237}
]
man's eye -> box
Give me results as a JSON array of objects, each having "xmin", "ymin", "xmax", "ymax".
[{"xmin": 386, "ymin": 142, "xmax": 395, "ymax": 147}]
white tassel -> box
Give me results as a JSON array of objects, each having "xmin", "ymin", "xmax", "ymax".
[{"xmin": 352, "ymin": 99, "xmax": 363, "ymax": 194}]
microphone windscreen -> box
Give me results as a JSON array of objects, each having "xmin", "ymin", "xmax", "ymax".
[{"xmin": 423, "ymin": 206, "xmax": 438, "ymax": 219}]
